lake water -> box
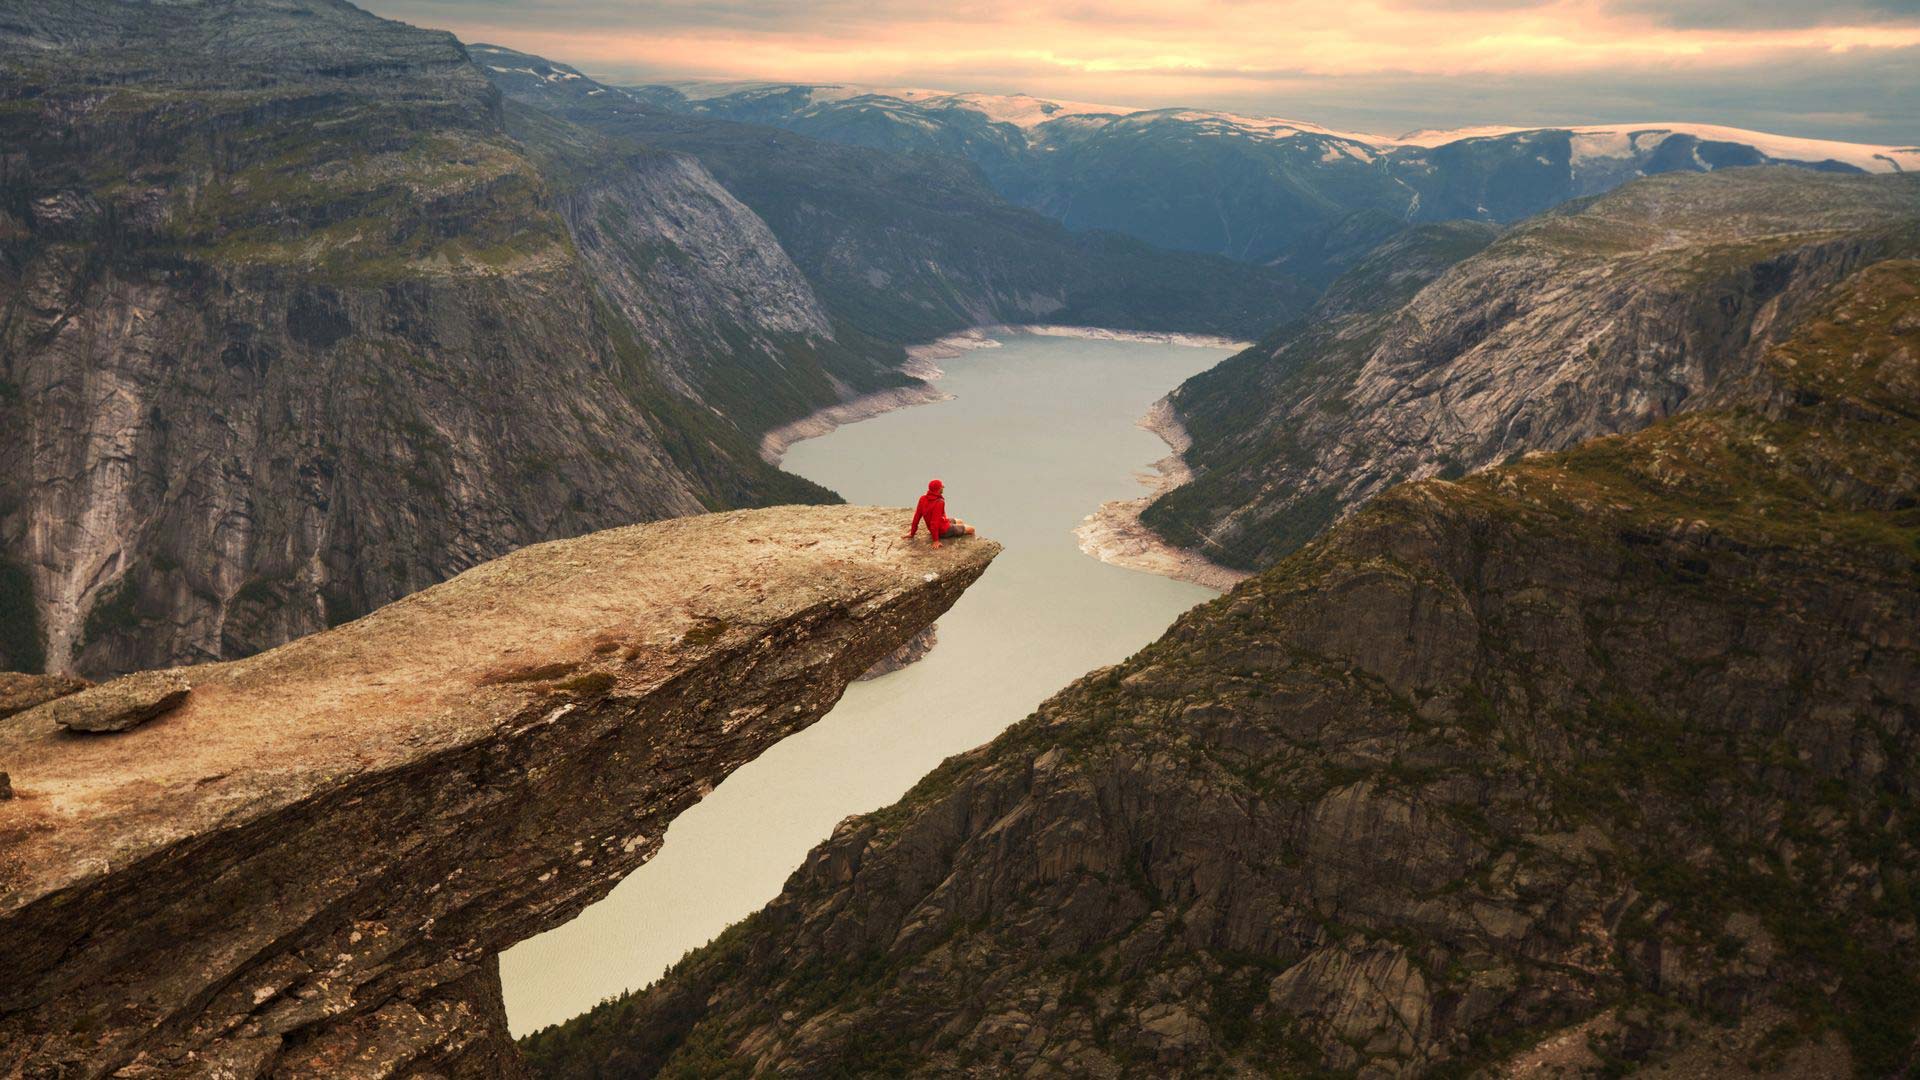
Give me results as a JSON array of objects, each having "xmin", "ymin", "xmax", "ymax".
[{"xmin": 500, "ymin": 331, "xmax": 1234, "ymax": 1034}]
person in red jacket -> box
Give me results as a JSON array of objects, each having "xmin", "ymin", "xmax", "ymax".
[{"xmin": 905, "ymin": 478, "xmax": 974, "ymax": 549}]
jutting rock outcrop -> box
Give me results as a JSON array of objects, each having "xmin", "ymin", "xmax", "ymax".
[
  {"xmin": 0, "ymin": 506, "xmax": 998, "ymax": 1078},
  {"xmin": 522, "ymin": 264, "xmax": 1920, "ymax": 1076}
]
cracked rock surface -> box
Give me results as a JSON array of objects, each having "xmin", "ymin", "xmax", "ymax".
[{"xmin": 0, "ymin": 506, "xmax": 997, "ymax": 1079}]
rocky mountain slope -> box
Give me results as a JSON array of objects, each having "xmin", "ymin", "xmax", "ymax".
[
  {"xmin": 0, "ymin": 0, "xmax": 892, "ymax": 677},
  {"xmin": 627, "ymin": 82, "xmax": 1920, "ymax": 265},
  {"xmin": 519, "ymin": 258, "xmax": 1920, "ymax": 1078},
  {"xmin": 1144, "ymin": 168, "xmax": 1920, "ymax": 571},
  {"xmin": 492, "ymin": 101, "xmax": 913, "ymax": 439},
  {"xmin": 474, "ymin": 46, "xmax": 1313, "ymax": 344},
  {"xmin": 0, "ymin": 506, "xmax": 997, "ymax": 1078}
]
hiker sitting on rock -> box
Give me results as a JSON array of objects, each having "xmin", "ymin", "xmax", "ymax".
[{"xmin": 905, "ymin": 478, "xmax": 975, "ymax": 549}]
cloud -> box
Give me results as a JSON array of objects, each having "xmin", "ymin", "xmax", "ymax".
[
  {"xmin": 1605, "ymin": 0, "xmax": 1920, "ymax": 30},
  {"xmin": 362, "ymin": 0, "xmax": 1920, "ymax": 143}
]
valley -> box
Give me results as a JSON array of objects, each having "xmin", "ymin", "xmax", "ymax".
[
  {"xmin": 501, "ymin": 330, "xmax": 1236, "ymax": 1034},
  {"xmin": 3, "ymin": 0, "xmax": 1918, "ymax": 1076}
]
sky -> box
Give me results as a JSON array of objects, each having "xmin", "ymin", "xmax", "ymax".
[{"xmin": 362, "ymin": 0, "xmax": 1920, "ymax": 144}]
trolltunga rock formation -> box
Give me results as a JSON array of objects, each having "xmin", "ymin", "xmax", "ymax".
[{"xmin": 0, "ymin": 506, "xmax": 996, "ymax": 1078}]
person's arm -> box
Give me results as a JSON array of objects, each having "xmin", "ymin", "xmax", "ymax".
[{"xmin": 907, "ymin": 501, "xmax": 924, "ymax": 537}]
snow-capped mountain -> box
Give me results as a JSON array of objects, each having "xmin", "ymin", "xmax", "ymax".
[
  {"xmin": 473, "ymin": 49, "xmax": 1917, "ymax": 269},
  {"xmin": 623, "ymin": 78, "xmax": 1917, "ymax": 266}
]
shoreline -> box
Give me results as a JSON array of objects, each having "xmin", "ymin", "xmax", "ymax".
[
  {"xmin": 763, "ymin": 322, "xmax": 1252, "ymax": 593},
  {"xmin": 996, "ymin": 323, "xmax": 1251, "ymax": 351},
  {"xmin": 758, "ymin": 353, "xmax": 956, "ymax": 466},
  {"xmin": 1074, "ymin": 397, "xmax": 1253, "ymax": 593}
]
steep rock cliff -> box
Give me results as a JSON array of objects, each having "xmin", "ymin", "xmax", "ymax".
[
  {"xmin": 0, "ymin": 0, "xmax": 848, "ymax": 677},
  {"xmin": 1145, "ymin": 168, "xmax": 1920, "ymax": 571},
  {"xmin": 523, "ymin": 263, "xmax": 1920, "ymax": 1076},
  {"xmin": 0, "ymin": 506, "xmax": 998, "ymax": 1078},
  {"xmin": 499, "ymin": 102, "xmax": 915, "ymax": 440}
]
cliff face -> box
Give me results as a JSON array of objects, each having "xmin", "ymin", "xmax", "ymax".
[
  {"xmin": 500, "ymin": 102, "xmax": 914, "ymax": 441},
  {"xmin": 0, "ymin": 0, "xmax": 847, "ymax": 677},
  {"xmin": 0, "ymin": 506, "xmax": 998, "ymax": 1078},
  {"xmin": 522, "ymin": 264, "xmax": 1920, "ymax": 1077},
  {"xmin": 1145, "ymin": 169, "xmax": 1920, "ymax": 571}
]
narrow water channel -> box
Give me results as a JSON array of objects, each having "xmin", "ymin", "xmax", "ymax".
[{"xmin": 501, "ymin": 331, "xmax": 1235, "ymax": 1034}]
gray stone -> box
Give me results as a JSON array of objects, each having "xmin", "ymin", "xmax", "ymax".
[
  {"xmin": 41, "ymin": 670, "xmax": 192, "ymax": 734},
  {"xmin": 562, "ymin": 256, "xmax": 1920, "ymax": 1079},
  {"xmin": 1149, "ymin": 168, "xmax": 1920, "ymax": 571}
]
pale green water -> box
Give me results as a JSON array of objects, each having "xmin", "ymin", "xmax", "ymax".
[{"xmin": 500, "ymin": 332, "xmax": 1233, "ymax": 1034}]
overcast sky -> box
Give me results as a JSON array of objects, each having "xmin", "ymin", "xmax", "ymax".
[{"xmin": 362, "ymin": 0, "xmax": 1920, "ymax": 144}]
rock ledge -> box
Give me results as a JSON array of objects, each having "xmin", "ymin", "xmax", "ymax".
[{"xmin": 0, "ymin": 506, "xmax": 996, "ymax": 1078}]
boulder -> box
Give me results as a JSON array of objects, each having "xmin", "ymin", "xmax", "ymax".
[{"xmin": 37, "ymin": 670, "xmax": 191, "ymax": 734}]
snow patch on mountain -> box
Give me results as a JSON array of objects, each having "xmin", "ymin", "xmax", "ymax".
[
  {"xmin": 630, "ymin": 76, "xmax": 1920, "ymax": 174},
  {"xmin": 1403, "ymin": 122, "xmax": 1918, "ymax": 172}
]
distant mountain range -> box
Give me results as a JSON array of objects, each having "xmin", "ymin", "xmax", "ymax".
[
  {"xmin": 473, "ymin": 45, "xmax": 1311, "ymax": 344},
  {"xmin": 567, "ymin": 69, "xmax": 1920, "ymax": 269}
]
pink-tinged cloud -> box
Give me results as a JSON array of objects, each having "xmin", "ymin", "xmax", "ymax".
[{"xmin": 363, "ymin": 0, "xmax": 1920, "ymax": 142}]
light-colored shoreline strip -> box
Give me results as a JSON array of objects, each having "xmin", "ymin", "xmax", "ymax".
[
  {"xmin": 998, "ymin": 323, "xmax": 1252, "ymax": 351},
  {"xmin": 758, "ymin": 355, "xmax": 949, "ymax": 466},
  {"xmin": 761, "ymin": 322, "xmax": 1253, "ymax": 592},
  {"xmin": 1075, "ymin": 397, "xmax": 1252, "ymax": 593}
]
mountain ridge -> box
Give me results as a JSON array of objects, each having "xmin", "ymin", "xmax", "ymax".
[
  {"xmin": 472, "ymin": 43, "xmax": 1315, "ymax": 343},
  {"xmin": 609, "ymin": 75, "xmax": 1920, "ymax": 265}
]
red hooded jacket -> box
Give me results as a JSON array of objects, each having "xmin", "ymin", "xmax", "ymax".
[{"xmin": 909, "ymin": 479, "xmax": 949, "ymax": 539}]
